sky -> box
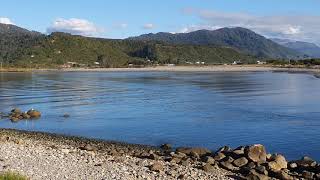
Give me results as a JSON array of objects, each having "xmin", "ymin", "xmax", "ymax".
[{"xmin": 1, "ymin": 0, "xmax": 320, "ymax": 44}]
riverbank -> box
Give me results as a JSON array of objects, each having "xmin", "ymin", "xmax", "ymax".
[
  {"xmin": 1, "ymin": 65, "xmax": 320, "ymax": 74},
  {"xmin": 0, "ymin": 129, "xmax": 234, "ymax": 180},
  {"xmin": 1, "ymin": 129, "xmax": 319, "ymax": 180}
]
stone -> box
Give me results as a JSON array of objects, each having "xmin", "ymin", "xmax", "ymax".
[
  {"xmin": 224, "ymin": 156, "xmax": 234, "ymax": 163},
  {"xmin": 27, "ymin": 109, "xmax": 41, "ymax": 118},
  {"xmin": 233, "ymin": 157, "xmax": 248, "ymax": 167},
  {"xmin": 22, "ymin": 113, "xmax": 31, "ymax": 119},
  {"xmin": 202, "ymin": 156, "xmax": 215, "ymax": 165},
  {"xmin": 213, "ymin": 152, "xmax": 226, "ymax": 161},
  {"xmin": 171, "ymin": 152, "xmax": 186, "ymax": 159},
  {"xmin": 233, "ymin": 146, "xmax": 245, "ymax": 155},
  {"xmin": 10, "ymin": 117, "xmax": 20, "ymax": 122},
  {"xmin": 11, "ymin": 108, "xmax": 22, "ymax": 114},
  {"xmin": 63, "ymin": 113, "xmax": 70, "ymax": 118},
  {"xmin": 219, "ymin": 161, "xmax": 237, "ymax": 171},
  {"xmin": 189, "ymin": 151, "xmax": 200, "ymax": 159},
  {"xmin": 149, "ymin": 153, "xmax": 160, "ymax": 160},
  {"xmin": 288, "ymin": 162, "xmax": 297, "ymax": 169},
  {"xmin": 202, "ymin": 163, "xmax": 215, "ymax": 173},
  {"xmin": 177, "ymin": 174, "xmax": 185, "ymax": 179},
  {"xmin": 61, "ymin": 149, "xmax": 70, "ymax": 154},
  {"xmin": 217, "ymin": 146, "xmax": 232, "ymax": 153},
  {"xmin": 245, "ymin": 144, "xmax": 267, "ymax": 163},
  {"xmin": 160, "ymin": 144, "xmax": 172, "ymax": 150},
  {"xmin": 255, "ymin": 165, "xmax": 268, "ymax": 176},
  {"xmin": 293, "ymin": 156, "xmax": 317, "ymax": 168},
  {"xmin": 246, "ymin": 170, "xmax": 269, "ymax": 180},
  {"xmin": 149, "ymin": 162, "xmax": 164, "ymax": 172},
  {"xmin": 267, "ymin": 154, "xmax": 287, "ymax": 171},
  {"xmin": 276, "ymin": 171, "xmax": 293, "ymax": 180},
  {"xmin": 176, "ymin": 147, "xmax": 211, "ymax": 157},
  {"xmin": 79, "ymin": 144, "xmax": 95, "ymax": 151},
  {"xmin": 302, "ymin": 171, "xmax": 314, "ymax": 179}
]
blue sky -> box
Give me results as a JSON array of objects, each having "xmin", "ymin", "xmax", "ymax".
[{"xmin": 1, "ymin": 0, "xmax": 320, "ymax": 44}]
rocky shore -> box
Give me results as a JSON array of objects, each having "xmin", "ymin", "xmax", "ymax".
[{"xmin": 0, "ymin": 129, "xmax": 319, "ymax": 180}]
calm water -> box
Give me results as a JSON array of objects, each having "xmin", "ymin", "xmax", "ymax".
[{"xmin": 0, "ymin": 71, "xmax": 319, "ymax": 160}]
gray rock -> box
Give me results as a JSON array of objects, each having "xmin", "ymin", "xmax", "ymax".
[
  {"xmin": 219, "ymin": 161, "xmax": 236, "ymax": 171},
  {"xmin": 267, "ymin": 154, "xmax": 287, "ymax": 171},
  {"xmin": 302, "ymin": 171, "xmax": 314, "ymax": 179},
  {"xmin": 255, "ymin": 165, "xmax": 268, "ymax": 176},
  {"xmin": 245, "ymin": 144, "xmax": 267, "ymax": 163},
  {"xmin": 232, "ymin": 146, "xmax": 245, "ymax": 155},
  {"xmin": 213, "ymin": 152, "xmax": 226, "ymax": 161},
  {"xmin": 276, "ymin": 171, "xmax": 293, "ymax": 180},
  {"xmin": 233, "ymin": 157, "xmax": 248, "ymax": 167},
  {"xmin": 293, "ymin": 156, "xmax": 317, "ymax": 168},
  {"xmin": 246, "ymin": 170, "xmax": 269, "ymax": 180},
  {"xmin": 176, "ymin": 147, "xmax": 211, "ymax": 156},
  {"xmin": 202, "ymin": 156, "xmax": 215, "ymax": 165},
  {"xmin": 202, "ymin": 163, "xmax": 215, "ymax": 173},
  {"xmin": 149, "ymin": 162, "xmax": 164, "ymax": 172},
  {"xmin": 288, "ymin": 162, "xmax": 297, "ymax": 169},
  {"xmin": 160, "ymin": 144, "xmax": 172, "ymax": 150}
]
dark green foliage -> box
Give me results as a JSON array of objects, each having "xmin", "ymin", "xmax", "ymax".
[
  {"xmin": 0, "ymin": 24, "xmax": 257, "ymax": 67},
  {"xmin": 130, "ymin": 27, "xmax": 303, "ymax": 59}
]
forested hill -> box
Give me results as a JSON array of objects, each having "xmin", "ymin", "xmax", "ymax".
[
  {"xmin": 0, "ymin": 24, "xmax": 256, "ymax": 68},
  {"xmin": 130, "ymin": 27, "xmax": 303, "ymax": 59},
  {"xmin": 0, "ymin": 23, "xmax": 45, "ymax": 63}
]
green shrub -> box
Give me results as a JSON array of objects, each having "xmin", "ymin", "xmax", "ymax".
[{"xmin": 0, "ymin": 171, "xmax": 28, "ymax": 180}]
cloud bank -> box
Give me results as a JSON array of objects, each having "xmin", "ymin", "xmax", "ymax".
[
  {"xmin": 143, "ymin": 23, "xmax": 155, "ymax": 29},
  {"xmin": 182, "ymin": 9, "xmax": 320, "ymax": 45},
  {"xmin": 0, "ymin": 17, "xmax": 14, "ymax": 25},
  {"xmin": 47, "ymin": 18, "xmax": 103, "ymax": 36}
]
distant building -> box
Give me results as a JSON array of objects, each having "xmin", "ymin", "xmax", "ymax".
[
  {"xmin": 257, "ymin": 61, "xmax": 266, "ymax": 65},
  {"xmin": 232, "ymin": 60, "xmax": 243, "ymax": 65}
]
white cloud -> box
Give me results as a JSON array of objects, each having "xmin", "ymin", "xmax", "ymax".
[
  {"xmin": 0, "ymin": 17, "xmax": 14, "ymax": 25},
  {"xmin": 143, "ymin": 23, "xmax": 155, "ymax": 29},
  {"xmin": 47, "ymin": 18, "xmax": 103, "ymax": 36},
  {"xmin": 119, "ymin": 23, "xmax": 128, "ymax": 29},
  {"xmin": 182, "ymin": 8, "xmax": 320, "ymax": 45}
]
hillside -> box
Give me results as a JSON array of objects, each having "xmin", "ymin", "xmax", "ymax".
[
  {"xmin": 0, "ymin": 23, "xmax": 45, "ymax": 63},
  {"xmin": 0, "ymin": 24, "xmax": 257, "ymax": 67},
  {"xmin": 271, "ymin": 38, "xmax": 320, "ymax": 58},
  {"xmin": 130, "ymin": 27, "xmax": 302, "ymax": 59}
]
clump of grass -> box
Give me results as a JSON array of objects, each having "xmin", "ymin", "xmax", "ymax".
[{"xmin": 0, "ymin": 171, "xmax": 28, "ymax": 180}]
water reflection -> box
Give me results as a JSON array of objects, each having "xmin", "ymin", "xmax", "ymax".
[{"xmin": 0, "ymin": 71, "xmax": 319, "ymax": 160}]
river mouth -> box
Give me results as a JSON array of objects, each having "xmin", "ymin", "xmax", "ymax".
[{"xmin": 0, "ymin": 71, "xmax": 320, "ymax": 160}]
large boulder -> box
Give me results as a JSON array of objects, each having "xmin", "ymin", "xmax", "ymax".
[
  {"xmin": 246, "ymin": 170, "xmax": 269, "ymax": 180},
  {"xmin": 176, "ymin": 147, "xmax": 211, "ymax": 157},
  {"xmin": 202, "ymin": 164, "xmax": 215, "ymax": 173},
  {"xmin": 233, "ymin": 157, "xmax": 248, "ymax": 167},
  {"xmin": 267, "ymin": 154, "xmax": 287, "ymax": 171},
  {"xmin": 292, "ymin": 156, "xmax": 317, "ymax": 168},
  {"xmin": 27, "ymin": 109, "xmax": 41, "ymax": 118},
  {"xmin": 245, "ymin": 144, "xmax": 267, "ymax": 163}
]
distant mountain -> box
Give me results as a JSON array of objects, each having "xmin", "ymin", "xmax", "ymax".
[
  {"xmin": 271, "ymin": 38, "xmax": 320, "ymax": 58},
  {"xmin": 0, "ymin": 23, "xmax": 44, "ymax": 63},
  {"xmin": 0, "ymin": 23, "xmax": 256, "ymax": 67},
  {"xmin": 129, "ymin": 27, "xmax": 303, "ymax": 59}
]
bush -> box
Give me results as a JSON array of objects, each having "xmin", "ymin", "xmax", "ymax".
[{"xmin": 0, "ymin": 172, "xmax": 28, "ymax": 180}]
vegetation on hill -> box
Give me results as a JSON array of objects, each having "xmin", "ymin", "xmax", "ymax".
[
  {"xmin": 0, "ymin": 24, "xmax": 257, "ymax": 68},
  {"xmin": 130, "ymin": 27, "xmax": 303, "ymax": 59}
]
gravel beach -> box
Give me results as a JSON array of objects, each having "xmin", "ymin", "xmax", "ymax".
[{"xmin": 0, "ymin": 129, "xmax": 235, "ymax": 180}]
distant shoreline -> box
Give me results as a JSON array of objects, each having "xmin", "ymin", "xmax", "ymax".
[{"xmin": 1, "ymin": 65, "xmax": 320, "ymax": 74}]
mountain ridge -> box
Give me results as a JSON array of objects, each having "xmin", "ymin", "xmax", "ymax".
[
  {"xmin": 271, "ymin": 38, "xmax": 320, "ymax": 58},
  {"xmin": 129, "ymin": 27, "xmax": 303, "ymax": 59}
]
